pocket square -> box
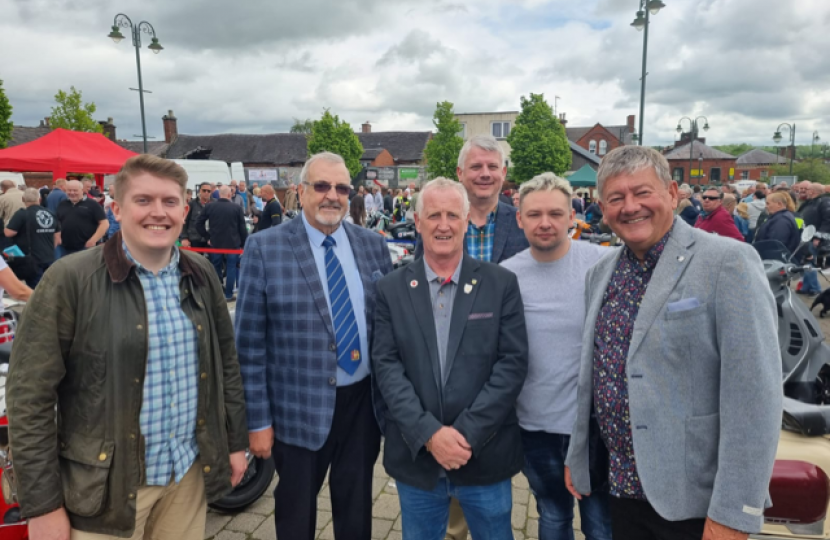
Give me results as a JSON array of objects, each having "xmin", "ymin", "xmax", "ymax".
[
  {"xmin": 666, "ymin": 297, "xmax": 701, "ymax": 313},
  {"xmin": 371, "ymin": 270, "xmax": 384, "ymax": 282},
  {"xmin": 468, "ymin": 312, "xmax": 494, "ymax": 320}
]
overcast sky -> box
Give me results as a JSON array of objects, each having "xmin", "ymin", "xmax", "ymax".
[{"xmin": 2, "ymin": 0, "xmax": 828, "ymax": 148}]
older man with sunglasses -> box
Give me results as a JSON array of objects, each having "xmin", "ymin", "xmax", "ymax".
[
  {"xmin": 236, "ymin": 152, "xmax": 393, "ymax": 540},
  {"xmin": 693, "ymin": 187, "xmax": 744, "ymax": 241}
]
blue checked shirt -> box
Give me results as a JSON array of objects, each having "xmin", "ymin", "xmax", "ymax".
[
  {"xmin": 125, "ymin": 244, "xmax": 200, "ymax": 486},
  {"xmin": 466, "ymin": 209, "xmax": 497, "ymax": 262}
]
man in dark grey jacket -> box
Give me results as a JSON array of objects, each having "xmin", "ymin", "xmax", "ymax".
[{"xmin": 196, "ymin": 185, "xmax": 248, "ymax": 300}]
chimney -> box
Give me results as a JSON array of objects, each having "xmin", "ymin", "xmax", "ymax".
[
  {"xmin": 362, "ymin": 121, "xmax": 372, "ymax": 134},
  {"xmin": 44, "ymin": 117, "xmax": 51, "ymax": 128},
  {"xmin": 627, "ymin": 114, "xmax": 635, "ymax": 133},
  {"xmin": 558, "ymin": 112, "xmax": 567, "ymax": 126},
  {"xmin": 162, "ymin": 110, "xmax": 178, "ymax": 144},
  {"xmin": 98, "ymin": 117, "xmax": 116, "ymax": 140}
]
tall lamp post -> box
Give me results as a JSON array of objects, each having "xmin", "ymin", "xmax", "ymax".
[
  {"xmin": 812, "ymin": 131, "xmax": 821, "ymax": 158},
  {"xmin": 630, "ymin": 0, "xmax": 667, "ymax": 146},
  {"xmin": 772, "ymin": 123, "xmax": 796, "ymax": 175},
  {"xmin": 676, "ymin": 116, "xmax": 710, "ymax": 184},
  {"xmin": 107, "ymin": 14, "xmax": 163, "ymax": 154}
]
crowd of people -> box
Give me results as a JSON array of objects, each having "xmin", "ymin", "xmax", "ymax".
[{"xmin": 3, "ymin": 137, "xmax": 786, "ymax": 540}]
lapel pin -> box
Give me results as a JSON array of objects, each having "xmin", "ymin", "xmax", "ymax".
[
  {"xmin": 677, "ymin": 256, "xmax": 685, "ymax": 262},
  {"xmin": 464, "ymin": 283, "xmax": 473, "ymax": 294},
  {"xmin": 472, "ymin": 279, "xmax": 478, "ymax": 285},
  {"xmin": 410, "ymin": 280, "xmax": 418, "ymax": 288}
]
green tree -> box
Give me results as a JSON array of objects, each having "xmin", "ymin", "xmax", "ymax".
[
  {"xmin": 424, "ymin": 101, "xmax": 464, "ymax": 180},
  {"xmin": 506, "ymin": 93, "xmax": 571, "ymax": 182},
  {"xmin": 772, "ymin": 158, "xmax": 830, "ymax": 185},
  {"xmin": 0, "ymin": 79, "xmax": 12, "ymax": 149},
  {"xmin": 290, "ymin": 118, "xmax": 314, "ymax": 134},
  {"xmin": 50, "ymin": 86, "xmax": 103, "ymax": 133},
  {"xmin": 307, "ymin": 110, "xmax": 363, "ymax": 178}
]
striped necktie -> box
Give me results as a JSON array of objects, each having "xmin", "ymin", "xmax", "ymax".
[{"xmin": 322, "ymin": 235, "xmax": 361, "ymax": 375}]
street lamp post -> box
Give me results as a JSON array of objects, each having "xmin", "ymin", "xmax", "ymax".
[
  {"xmin": 630, "ymin": 0, "xmax": 667, "ymax": 146},
  {"xmin": 107, "ymin": 14, "xmax": 163, "ymax": 154},
  {"xmin": 772, "ymin": 123, "xmax": 796, "ymax": 176},
  {"xmin": 812, "ymin": 131, "xmax": 821, "ymax": 158},
  {"xmin": 676, "ymin": 116, "xmax": 710, "ymax": 185}
]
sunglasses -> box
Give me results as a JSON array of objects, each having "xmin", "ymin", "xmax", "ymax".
[
  {"xmin": 304, "ymin": 181, "xmax": 351, "ymax": 196},
  {"xmin": 200, "ymin": 188, "xmax": 212, "ymax": 193},
  {"xmin": 701, "ymin": 195, "xmax": 721, "ymax": 201}
]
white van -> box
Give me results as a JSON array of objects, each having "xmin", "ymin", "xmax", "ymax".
[
  {"xmin": 0, "ymin": 172, "xmax": 25, "ymax": 186},
  {"xmin": 171, "ymin": 160, "xmax": 233, "ymax": 193}
]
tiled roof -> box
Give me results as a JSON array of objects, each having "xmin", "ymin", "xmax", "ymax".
[
  {"xmin": 361, "ymin": 148, "xmax": 384, "ymax": 160},
  {"xmin": 165, "ymin": 133, "xmax": 309, "ymax": 165},
  {"xmin": 566, "ymin": 124, "xmax": 634, "ymax": 145},
  {"xmin": 736, "ymin": 148, "xmax": 789, "ymax": 165},
  {"xmin": 570, "ymin": 141, "xmax": 601, "ymax": 165},
  {"xmin": 8, "ymin": 126, "xmax": 52, "ymax": 147},
  {"xmin": 357, "ymin": 132, "xmax": 430, "ymax": 163},
  {"xmin": 115, "ymin": 141, "xmax": 168, "ymax": 156},
  {"xmin": 663, "ymin": 140, "xmax": 736, "ymax": 160}
]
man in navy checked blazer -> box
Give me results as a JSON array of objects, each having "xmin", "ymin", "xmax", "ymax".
[{"xmin": 235, "ymin": 151, "xmax": 393, "ymax": 540}]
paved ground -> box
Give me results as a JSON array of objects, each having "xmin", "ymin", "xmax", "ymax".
[{"xmin": 204, "ymin": 451, "xmax": 584, "ymax": 540}]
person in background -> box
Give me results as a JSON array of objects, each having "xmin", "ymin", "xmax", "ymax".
[
  {"xmin": 364, "ymin": 186, "xmax": 378, "ymax": 214},
  {"xmin": 572, "ymin": 193, "xmax": 585, "ymax": 216},
  {"xmin": 196, "ymin": 185, "xmax": 248, "ymax": 301},
  {"xmin": 694, "ymin": 187, "xmax": 744, "ymax": 241},
  {"xmin": 283, "ymin": 183, "xmax": 300, "ymax": 212},
  {"xmin": 255, "ymin": 185, "xmax": 283, "ymax": 231},
  {"xmin": 754, "ymin": 191, "xmax": 800, "ymax": 255},
  {"xmin": 56, "ymin": 180, "xmax": 108, "ymax": 257},
  {"xmin": 252, "ymin": 187, "xmax": 264, "ymax": 212},
  {"xmin": 81, "ymin": 178, "xmax": 93, "ymax": 197},
  {"xmin": 383, "ymin": 188, "xmax": 394, "ymax": 215},
  {"xmin": 795, "ymin": 182, "xmax": 830, "ymax": 296},
  {"xmin": 675, "ymin": 198, "xmax": 698, "ymax": 227},
  {"xmin": 181, "ymin": 182, "xmax": 213, "ymax": 249},
  {"xmin": 722, "ymin": 194, "xmax": 749, "ymax": 241},
  {"xmin": 734, "ymin": 202, "xmax": 751, "ymax": 241},
  {"xmin": 46, "ymin": 178, "xmax": 68, "ymax": 214},
  {"xmin": 104, "ymin": 183, "xmax": 120, "ymax": 241},
  {"xmin": 746, "ymin": 185, "xmax": 769, "ymax": 241},
  {"xmin": 0, "ymin": 179, "xmax": 26, "ymax": 226},
  {"xmin": 372, "ymin": 186, "xmax": 384, "ymax": 216},
  {"xmin": 4, "ymin": 188, "xmax": 60, "ymax": 288},
  {"xmin": 512, "ymin": 191, "xmax": 520, "ymax": 207},
  {"xmin": 346, "ymin": 191, "xmax": 367, "ymax": 226}
]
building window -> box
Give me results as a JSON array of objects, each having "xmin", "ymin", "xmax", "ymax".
[
  {"xmin": 710, "ymin": 168, "xmax": 721, "ymax": 182},
  {"xmin": 589, "ymin": 140, "xmax": 597, "ymax": 154},
  {"xmin": 491, "ymin": 122, "xmax": 511, "ymax": 139},
  {"xmin": 741, "ymin": 170, "xmax": 749, "ymax": 180},
  {"xmin": 599, "ymin": 140, "xmax": 608, "ymax": 156},
  {"xmin": 760, "ymin": 169, "xmax": 769, "ymax": 179},
  {"xmin": 458, "ymin": 123, "xmax": 466, "ymax": 139},
  {"xmin": 673, "ymin": 167, "xmax": 684, "ymax": 182}
]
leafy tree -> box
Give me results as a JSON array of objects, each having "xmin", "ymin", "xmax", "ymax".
[
  {"xmin": 307, "ymin": 110, "xmax": 363, "ymax": 178},
  {"xmin": 506, "ymin": 93, "xmax": 571, "ymax": 182},
  {"xmin": 290, "ymin": 118, "xmax": 314, "ymax": 134},
  {"xmin": 50, "ymin": 86, "xmax": 103, "ymax": 133},
  {"xmin": 713, "ymin": 143, "xmax": 754, "ymax": 157},
  {"xmin": 424, "ymin": 101, "xmax": 464, "ymax": 180},
  {"xmin": 0, "ymin": 79, "xmax": 12, "ymax": 149},
  {"xmin": 772, "ymin": 158, "xmax": 830, "ymax": 185}
]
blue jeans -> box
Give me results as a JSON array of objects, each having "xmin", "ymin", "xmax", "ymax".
[
  {"xmin": 802, "ymin": 244, "xmax": 822, "ymax": 294},
  {"xmin": 521, "ymin": 430, "xmax": 612, "ymax": 540},
  {"xmin": 209, "ymin": 253, "xmax": 239, "ymax": 299},
  {"xmin": 396, "ymin": 478, "xmax": 513, "ymax": 540}
]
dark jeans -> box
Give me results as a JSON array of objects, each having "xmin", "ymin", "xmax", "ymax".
[
  {"xmin": 209, "ymin": 253, "xmax": 239, "ymax": 299},
  {"xmin": 609, "ymin": 497, "xmax": 705, "ymax": 540},
  {"xmin": 272, "ymin": 377, "xmax": 380, "ymax": 540},
  {"xmin": 803, "ymin": 243, "xmax": 822, "ymax": 293},
  {"xmin": 26, "ymin": 262, "xmax": 52, "ymax": 289},
  {"xmin": 521, "ymin": 430, "xmax": 612, "ymax": 540}
]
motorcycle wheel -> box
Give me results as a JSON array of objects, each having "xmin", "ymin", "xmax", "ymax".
[{"xmin": 208, "ymin": 452, "xmax": 276, "ymax": 513}]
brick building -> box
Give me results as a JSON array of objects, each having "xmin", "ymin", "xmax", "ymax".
[
  {"xmin": 663, "ymin": 140, "xmax": 737, "ymax": 185},
  {"xmin": 565, "ymin": 114, "xmax": 637, "ymax": 156},
  {"xmin": 734, "ymin": 149, "xmax": 789, "ymax": 181}
]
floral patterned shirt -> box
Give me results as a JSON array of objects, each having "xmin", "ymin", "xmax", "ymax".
[{"xmin": 592, "ymin": 229, "xmax": 671, "ymax": 499}]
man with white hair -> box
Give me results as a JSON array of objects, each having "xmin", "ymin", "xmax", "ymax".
[
  {"xmin": 55, "ymin": 179, "xmax": 108, "ymax": 257},
  {"xmin": 236, "ymin": 152, "xmax": 393, "ymax": 540},
  {"xmin": 501, "ymin": 173, "xmax": 612, "ymax": 540},
  {"xmin": 373, "ymin": 177, "xmax": 528, "ymax": 540},
  {"xmin": 4, "ymin": 187, "xmax": 60, "ymax": 287}
]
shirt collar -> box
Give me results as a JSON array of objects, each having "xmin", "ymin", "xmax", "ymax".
[
  {"xmin": 424, "ymin": 257, "xmax": 463, "ymax": 285},
  {"xmin": 302, "ymin": 210, "xmax": 346, "ymax": 248},
  {"xmin": 623, "ymin": 223, "xmax": 674, "ymax": 270},
  {"xmin": 123, "ymin": 241, "xmax": 180, "ymax": 276}
]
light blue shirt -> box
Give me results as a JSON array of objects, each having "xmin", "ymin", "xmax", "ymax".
[{"xmin": 302, "ymin": 212, "xmax": 370, "ymax": 386}]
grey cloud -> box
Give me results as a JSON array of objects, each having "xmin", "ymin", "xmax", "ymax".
[{"xmin": 377, "ymin": 30, "xmax": 448, "ymax": 66}]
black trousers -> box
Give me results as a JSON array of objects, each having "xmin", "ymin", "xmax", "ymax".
[
  {"xmin": 610, "ymin": 496, "xmax": 706, "ymax": 540},
  {"xmin": 272, "ymin": 376, "xmax": 381, "ymax": 540}
]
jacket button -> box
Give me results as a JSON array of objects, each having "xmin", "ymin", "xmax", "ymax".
[
  {"xmin": 197, "ymin": 325, "xmax": 203, "ymax": 331},
  {"xmin": 136, "ymin": 324, "xmax": 143, "ymax": 330},
  {"xmin": 200, "ymin": 372, "xmax": 207, "ymax": 380},
  {"xmin": 329, "ymin": 343, "xmax": 336, "ymax": 351},
  {"xmin": 198, "ymin": 419, "xmax": 205, "ymax": 426},
  {"xmin": 130, "ymin": 434, "xmax": 136, "ymax": 439},
  {"xmin": 98, "ymin": 453, "xmax": 107, "ymax": 461},
  {"xmin": 328, "ymin": 377, "xmax": 336, "ymax": 386},
  {"xmin": 203, "ymin": 466, "xmax": 211, "ymax": 473},
  {"xmin": 128, "ymin": 493, "xmax": 135, "ymax": 500},
  {"xmin": 134, "ymin": 378, "xmax": 140, "ymax": 384}
]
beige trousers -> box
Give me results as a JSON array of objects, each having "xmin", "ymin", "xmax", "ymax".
[
  {"xmin": 71, "ymin": 460, "xmax": 207, "ymax": 540},
  {"xmin": 445, "ymin": 497, "xmax": 469, "ymax": 540}
]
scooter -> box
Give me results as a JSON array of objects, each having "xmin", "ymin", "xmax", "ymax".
[
  {"xmin": 0, "ymin": 338, "xmax": 28, "ymax": 540},
  {"xmin": 753, "ymin": 226, "xmax": 830, "ymax": 539}
]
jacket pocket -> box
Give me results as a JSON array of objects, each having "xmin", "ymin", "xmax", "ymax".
[
  {"xmin": 684, "ymin": 413, "xmax": 719, "ymax": 489},
  {"xmin": 58, "ymin": 433, "xmax": 115, "ymax": 518}
]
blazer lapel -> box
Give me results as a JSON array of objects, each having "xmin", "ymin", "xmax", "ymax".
[
  {"xmin": 491, "ymin": 202, "xmax": 511, "ymax": 263},
  {"xmin": 626, "ymin": 219, "xmax": 696, "ymax": 363},
  {"xmin": 407, "ymin": 262, "xmax": 443, "ymax": 394},
  {"xmin": 288, "ymin": 219, "xmax": 335, "ymax": 339},
  {"xmin": 444, "ymin": 256, "xmax": 481, "ymax": 380}
]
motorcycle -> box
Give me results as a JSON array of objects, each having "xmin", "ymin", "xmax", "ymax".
[
  {"xmin": 753, "ymin": 225, "xmax": 830, "ymax": 539},
  {"xmin": 0, "ymin": 312, "xmax": 27, "ymax": 540}
]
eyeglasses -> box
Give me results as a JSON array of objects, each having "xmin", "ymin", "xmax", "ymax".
[
  {"xmin": 304, "ymin": 181, "xmax": 351, "ymax": 196},
  {"xmin": 701, "ymin": 195, "xmax": 722, "ymax": 201},
  {"xmin": 200, "ymin": 188, "xmax": 212, "ymax": 193}
]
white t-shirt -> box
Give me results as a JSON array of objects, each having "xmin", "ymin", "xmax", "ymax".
[
  {"xmin": 0, "ymin": 256, "xmax": 8, "ymax": 299},
  {"xmin": 500, "ymin": 241, "xmax": 609, "ymax": 434}
]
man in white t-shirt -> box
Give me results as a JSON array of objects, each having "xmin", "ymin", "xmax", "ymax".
[{"xmin": 501, "ymin": 172, "xmax": 612, "ymax": 540}]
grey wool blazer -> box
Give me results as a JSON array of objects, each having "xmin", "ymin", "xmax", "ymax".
[{"xmin": 565, "ymin": 217, "xmax": 783, "ymax": 534}]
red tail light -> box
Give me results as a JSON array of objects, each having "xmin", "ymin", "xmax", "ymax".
[{"xmin": 766, "ymin": 460, "xmax": 829, "ymax": 524}]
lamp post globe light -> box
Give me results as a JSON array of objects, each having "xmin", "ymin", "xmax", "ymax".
[
  {"xmin": 631, "ymin": 0, "xmax": 667, "ymax": 146},
  {"xmin": 107, "ymin": 14, "xmax": 163, "ymax": 154},
  {"xmin": 772, "ymin": 123, "xmax": 796, "ymax": 175},
  {"xmin": 677, "ymin": 116, "xmax": 710, "ymax": 185},
  {"xmin": 812, "ymin": 130, "xmax": 821, "ymax": 158}
]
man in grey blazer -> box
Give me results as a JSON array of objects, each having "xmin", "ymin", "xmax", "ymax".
[{"xmin": 564, "ymin": 146, "xmax": 782, "ymax": 540}]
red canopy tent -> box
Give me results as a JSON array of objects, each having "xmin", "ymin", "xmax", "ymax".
[{"xmin": 0, "ymin": 128, "xmax": 139, "ymax": 185}]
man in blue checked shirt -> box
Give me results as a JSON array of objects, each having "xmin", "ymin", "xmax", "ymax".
[
  {"xmin": 236, "ymin": 151, "xmax": 393, "ymax": 540},
  {"xmin": 7, "ymin": 155, "xmax": 249, "ymax": 540}
]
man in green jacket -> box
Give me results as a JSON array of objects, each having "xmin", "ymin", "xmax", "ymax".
[{"xmin": 7, "ymin": 155, "xmax": 249, "ymax": 540}]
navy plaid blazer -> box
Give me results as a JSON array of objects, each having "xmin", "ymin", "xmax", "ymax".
[{"xmin": 235, "ymin": 216, "xmax": 393, "ymax": 451}]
